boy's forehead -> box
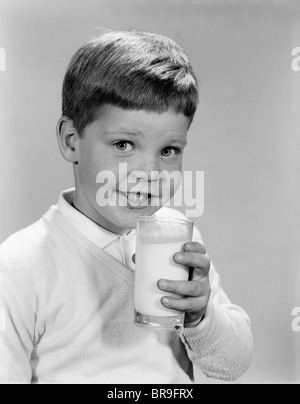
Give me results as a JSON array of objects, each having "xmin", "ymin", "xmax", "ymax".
[{"xmin": 92, "ymin": 104, "xmax": 190, "ymax": 136}]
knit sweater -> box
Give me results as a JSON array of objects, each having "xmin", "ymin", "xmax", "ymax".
[{"xmin": 0, "ymin": 191, "xmax": 253, "ymax": 384}]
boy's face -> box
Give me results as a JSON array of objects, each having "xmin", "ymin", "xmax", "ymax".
[{"xmin": 73, "ymin": 104, "xmax": 190, "ymax": 234}]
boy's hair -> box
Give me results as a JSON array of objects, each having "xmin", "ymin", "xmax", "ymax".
[{"xmin": 62, "ymin": 30, "xmax": 199, "ymax": 135}]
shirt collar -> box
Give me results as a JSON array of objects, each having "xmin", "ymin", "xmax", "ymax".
[{"xmin": 58, "ymin": 188, "xmax": 121, "ymax": 249}]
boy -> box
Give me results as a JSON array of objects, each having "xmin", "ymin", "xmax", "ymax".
[{"xmin": 0, "ymin": 30, "xmax": 253, "ymax": 384}]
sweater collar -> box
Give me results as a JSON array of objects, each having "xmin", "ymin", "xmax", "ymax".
[{"xmin": 58, "ymin": 188, "xmax": 121, "ymax": 249}]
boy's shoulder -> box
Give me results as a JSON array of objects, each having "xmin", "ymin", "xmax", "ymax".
[
  {"xmin": 0, "ymin": 213, "xmax": 60, "ymax": 322},
  {"xmin": 0, "ymin": 215, "xmax": 51, "ymax": 276}
]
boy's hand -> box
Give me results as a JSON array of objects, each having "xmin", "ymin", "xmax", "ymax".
[{"xmin": 157, "ymin": 242, "xmax": 211, "ymax": 328}]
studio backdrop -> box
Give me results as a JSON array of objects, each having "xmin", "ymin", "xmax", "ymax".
[{"xmin": 0, "ymin": 0, "xmax": 299, "ymax": 384}]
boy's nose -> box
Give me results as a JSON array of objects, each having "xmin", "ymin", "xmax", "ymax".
[{"xmin": 132, "ymin": 155, "xmax": 161, "ymax": 180}]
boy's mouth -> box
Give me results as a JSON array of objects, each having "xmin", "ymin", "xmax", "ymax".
[{"xmin": 125, "ymin": 191, "xmax": 150, "ymax": 208}]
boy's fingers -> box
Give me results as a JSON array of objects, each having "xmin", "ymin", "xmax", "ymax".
[
  {"xmin": 161, "ymin": 297, "xmax": 194, "ymax": 312},
  {"xmin": 183, "ymin": 242, "xmax": 206, "ymax": 254},
  {"xmin": 161, "ymin": 296, "xmax": 207, "ymax": 313},
  {"xmin": 174, "ymin": 252, "xmax": 211, "ymax": 275},
  {"xmin": 157, "ymin": 279, "xmax": 209, "ymax": 297}
]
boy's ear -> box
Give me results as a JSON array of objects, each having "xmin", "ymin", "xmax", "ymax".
[{"xmin": 56, "ymin": 116, "xmax": 79, "ymax": 165}]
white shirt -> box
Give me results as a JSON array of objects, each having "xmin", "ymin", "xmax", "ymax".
[
  {"xmin": 0, "ymin": 189, "xmax": 253, "ymax": 384},
  {"xmin": 58, "ymin": 188, "xmax": 136, "ymax": 271}
]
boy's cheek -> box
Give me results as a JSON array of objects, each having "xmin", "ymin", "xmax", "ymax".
[{"xmin": 160, "ymin": 171, "xmax": 183, "ymax": 197}]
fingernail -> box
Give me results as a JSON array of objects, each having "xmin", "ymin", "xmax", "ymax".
[
  {"xmin": 158, "ymin": 280, "xmax": 167, "ymax": 290},
  {"xmin": 162, "ymin": 297, "xmax": 170, "ymax": 306},
  {"xmin": 175, "ymin": 253, "xmax": 184, "ymax": 261}
]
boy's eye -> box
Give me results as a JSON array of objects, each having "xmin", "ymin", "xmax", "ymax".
[
  {"xmin": 113, "ymin": 141, "xmax": 134, "ymax": 152},
  {"xmin": 161, "ymin": 147, "xmax": 180, "ymax": 158}
]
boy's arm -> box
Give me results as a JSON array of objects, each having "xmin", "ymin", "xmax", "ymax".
[
  {"xmin": 0, "ymin": 258, "xmax": 34, "ymax": 384},
  {"xmin": 176, "ymin": 227, "xmax": 253, "ymax": 382}
]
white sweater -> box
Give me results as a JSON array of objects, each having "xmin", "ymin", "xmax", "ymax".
[{"xmin": 0, "ymin": 190, "xmax": 253, "ymax": 384}]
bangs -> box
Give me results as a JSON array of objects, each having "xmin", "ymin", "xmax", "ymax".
[{"xmin": 63, "ymin": 30, "xmax": 199, "ymax": 135}]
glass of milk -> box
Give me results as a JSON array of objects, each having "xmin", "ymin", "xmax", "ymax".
[{"xmin": 134, "ymin": 216, "xmax": 194, "ymax": 331}]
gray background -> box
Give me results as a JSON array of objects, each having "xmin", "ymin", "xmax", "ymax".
[{"xmin": 0, "ymin": 0, "xmax": 299, "ymax": 383}]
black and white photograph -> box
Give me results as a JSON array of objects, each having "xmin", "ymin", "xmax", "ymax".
[{"xmin": 0, "ymin": 0, "xmax": 299, "ymax": 386}]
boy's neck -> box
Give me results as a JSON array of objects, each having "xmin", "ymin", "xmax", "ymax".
[{"xmin": 71, "ymin": 201, "xmax": 131, "ymax": 236}]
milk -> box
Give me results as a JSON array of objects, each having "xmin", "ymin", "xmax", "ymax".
[
  {"xmin": 134, "ymin": 239, "xmax": 190, "ymax": 317},
  {"xmin": 134, "ymin": 215, "xmax": 194, "ymax": 326}
]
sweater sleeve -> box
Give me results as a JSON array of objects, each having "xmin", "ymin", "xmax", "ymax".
[
  {"xmin": 0, "ymin": 255, "xmax": 35, "ymax": 384},
  {"xmin": 176, "ymin": 226, "xmax": 253, "ymax": 382}
]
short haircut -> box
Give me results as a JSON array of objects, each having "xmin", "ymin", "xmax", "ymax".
[{"xmin": 62, "ymin": 30, "xmax": 199, "ymax": 135}]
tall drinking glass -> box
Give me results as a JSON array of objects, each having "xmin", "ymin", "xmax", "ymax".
[{"xmin": 134, "ymin": 216, "xmax": 194, "ymax": 331}]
